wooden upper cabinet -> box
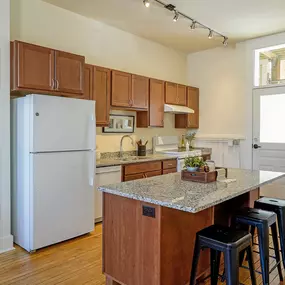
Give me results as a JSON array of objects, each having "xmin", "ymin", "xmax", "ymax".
[
  {"xmin": 165, "ymin": 82, "xmax": 187, "ymax": 106},
  {"xmin": 177, "ymin": 84, "xmax": 187, "ymax": 106},
  {"xmin": 131, "ymin": 75, "xmax": 149, "ymax": 109},
  {"xmin": 84, "ymin": 64, "xmax": 93, "ymax": 100},
  {"xmin": 149, "ymin": 79, "xmax": 164, "ymax": 127},
  {"xmin": 11, "ymin": 41, "xmax": 85, "ymax": 97},
  {"xmin": 165, "ymin": 82, "xmax": 177, "ymax": 105},
  {"xmin": 175, "ymin": 86, "xmax": 199, "ymax": 129},
  {"xmin": 55, "ymin": 51, "xmax": 85, "ymax": 96},
  {"xmin": 13, "ymin": 41, "xmax": 55, "ymax": 91},
  {"xmin": 187, "ymin": 87, "xmax": 199, "ymax": 128},
  {"xmin": 93, "ymin": 66, "xmax": 111, "ymax": 126},
  {"xmin": 111, "ymin": 70, "xmax": 132, "ymax": 107}
]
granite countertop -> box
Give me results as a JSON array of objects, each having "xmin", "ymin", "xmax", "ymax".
[
  {"xmin": 96, "ymin": 153, "xmax": 179, "ymax": 168},
  {"xmin": 96, "ymin": 149, "xmax": 211, "ymax": 168},
  {"xmin": 98, "ymin": 169, "xmax": 285, "ymax": 213}
]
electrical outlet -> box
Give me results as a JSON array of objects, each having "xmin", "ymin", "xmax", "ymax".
[{"xmin": 142, "ymin": 205, "xmax": 155, "ymax": 218}]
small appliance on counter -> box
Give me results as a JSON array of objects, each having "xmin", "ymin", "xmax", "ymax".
[{"xmin": 136, "ymin": 139, "xmax": 148, "ymax": 156}]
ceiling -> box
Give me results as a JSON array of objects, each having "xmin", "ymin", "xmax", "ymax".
[{"xmin": 43, "ymin": 0, "xmax": 285, "ymax": 53}]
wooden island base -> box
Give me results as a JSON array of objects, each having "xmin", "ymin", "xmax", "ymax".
[{"xmin": 103, "ymin": 189, "xmax": 259, "ymax": 285}]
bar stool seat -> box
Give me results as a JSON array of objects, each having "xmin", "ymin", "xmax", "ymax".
[
  {"xmin": 190, "ymin": 224, "xmax": 256, "ymax": 285},
  {"xmin": 233, "ymin": 207, "xmax": 283, "ymax": 285},
  {"xmin": 254, "ymin": 197, "xmax": 285, "ymax": 268}
]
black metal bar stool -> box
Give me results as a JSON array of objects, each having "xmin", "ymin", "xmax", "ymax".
[
  {"xmin": 233, "ymin": 207, "xmax": 283, "ymax": 285},
  {"xmin": 254, "ymin": 197, "xmax": 285, "ymax": 268},
  {"xmin": 190, "ymin": 224, "xmax": 256, "ymax": 285}
]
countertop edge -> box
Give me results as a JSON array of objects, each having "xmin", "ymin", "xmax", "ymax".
[
  {"xmin": 96, "ymin": 152, "xmax": 212, "ymax": 168},
  {"xmin": 98, "ymin": 172, "xmax": 285, "ymax": 213}
]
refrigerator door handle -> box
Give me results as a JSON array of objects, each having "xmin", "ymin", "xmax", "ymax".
[
  {"xmin": 89, "ymin": 151, "xmax": 95, "ymax": 187},
  {"xmin": 89, "ymin": 113, "xmax": 95, "ymax": 150}
]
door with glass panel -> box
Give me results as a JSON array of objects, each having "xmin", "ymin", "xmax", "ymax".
[{"xmin": 253, "ymin": 86, "xmax": 285, "ymax": 175}]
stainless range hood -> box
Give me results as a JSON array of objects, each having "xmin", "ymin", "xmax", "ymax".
[{"xmin": 164, "ymin": 104, "xmax": 194, "ymax": 114}]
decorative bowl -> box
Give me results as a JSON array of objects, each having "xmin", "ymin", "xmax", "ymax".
[{"xmin": 186, "ymin": 166, "xmax": 199, "ymax": 172}]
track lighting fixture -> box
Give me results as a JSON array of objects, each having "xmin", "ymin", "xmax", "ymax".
[
  {"xmin": 208, "ymin": 30, "xmax": 213, "ymax": 39},
  {"xmin": 143, "ymin": 0, "xmax": 150, "ymax": 8},
  {"xmin": 190, "ymin": 21, "xmax": 196, "ymax": 30},
  {"xmin": 173, "ymin": 11, "xmax": 179, "ymax": 22},
  {"xmin": 145, "ymin": 0, "xmax": 228, "ymax": 46}
]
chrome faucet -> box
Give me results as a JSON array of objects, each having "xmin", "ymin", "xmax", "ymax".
[{"xmin": 120, "ymin": 135, "xmax": 135, "ymax": 158}]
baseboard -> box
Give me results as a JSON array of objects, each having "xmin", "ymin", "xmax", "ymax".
[{"xmin": 0, "ymin": 234, "xmax": 14, "ymax": 254}]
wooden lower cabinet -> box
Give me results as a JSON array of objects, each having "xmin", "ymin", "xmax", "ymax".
[
  {"xmin": 123, "ymin": 159, "xmax": 176, "ymax": 182},
  {"xmin": 163, "ymin": 168, "xmax": 177, "ymax": 175},
  {"xmin": 103, "ymin": 188, "xmax": 260, "ymax": 285},
  {"xmin": 103, "ymin": 193, "xmax": 213, "ymax": 285},
  {"xmin": 124, "ymin": 170, "xmax": 161, "ymax": 181}
]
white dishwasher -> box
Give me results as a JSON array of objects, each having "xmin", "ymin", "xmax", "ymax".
[{"xmin": 95, "ymin": 165, "xmax": 122, "ymax": 223}]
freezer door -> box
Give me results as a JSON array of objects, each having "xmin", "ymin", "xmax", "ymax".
[
  {"xmin": 29, "ymin": 95, "xmax": 95, "ymax": 152},
  {"xmin": 30, "ymin": 151, "xmax": 95, "ymax": 251}
]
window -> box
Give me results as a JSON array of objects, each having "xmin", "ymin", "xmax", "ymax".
[
  {"xmin": 255, "ymin": 44, "xmax": 285, "ymax": 87},
  {"xmin": 260, "ymin": 94, "xmax": 285, "ymax": 143}
]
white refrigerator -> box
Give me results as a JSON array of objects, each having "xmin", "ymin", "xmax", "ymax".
[{"xmin": 11, "ymin": 95, "xmax": 96, "ymax": 252}]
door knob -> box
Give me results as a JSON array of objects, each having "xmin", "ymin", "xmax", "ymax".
[{"xmin": 253, "ymin": 144, "xmax": 261, "ymax": 149}]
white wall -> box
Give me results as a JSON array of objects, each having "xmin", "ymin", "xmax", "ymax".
[
  {"xmin": 188, "ymin": 32, "xmax": 285, "ymax": 169},
  {"xmin": 10, "ymin": 0, "xmax": 187, "ymax": 152},
  {"xmin": 0, "ymin": 0, "xmax": 13, "ymax": 253}
]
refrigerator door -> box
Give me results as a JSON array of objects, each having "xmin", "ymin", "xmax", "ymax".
[
  {"xmin": 29, "ymin": 95, "xmax": 95, "ymax": 152},
  {"xmin": 30, "ymin": 151, "xmax": 95, "ymax": 251}
]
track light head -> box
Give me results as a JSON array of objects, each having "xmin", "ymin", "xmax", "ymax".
[
  {"xmin": 143, "ymin": 0, "xmax": 150, "ymax": 8},
  {"xmin": 190, "ymin": 21, "xmax": 196, "ymax": 30},
  {"xmin": 223, "ymin": 37, "xmax": 228, "ymax": 46},
  {"xmin": 173, "ymin": 11, "xmax": 179, "ymax": 22},
  {"xmin": 208, "ymin": 30, "xmax": 213, "ymax": 39}
]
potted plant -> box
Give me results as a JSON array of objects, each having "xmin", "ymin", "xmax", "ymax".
[{"xmin": 184, "ymin": 156, "xmax": 205, "ymax": 172}]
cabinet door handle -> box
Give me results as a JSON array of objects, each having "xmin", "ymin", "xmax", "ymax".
[
  {"xmin": 51, "ymin": 79, "xmax": 55, "ymax": 89},
  {"xmin": 56, "ymin": 80, "xmax": 60, "ymax": 90},
  {"xmin": 145, "ymin": 173, "xmax": 148, "ymax": 178}
]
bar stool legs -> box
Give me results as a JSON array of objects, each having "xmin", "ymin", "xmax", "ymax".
[
  {"xmin": 210, "ymin": 249, "xmax": 221, "ymax": 285},
  {"xmin": 224, "ymin": 249, "xmax": 239, "ymax": 285},
  {"xmin": 246, "ymin": 246, "xmax": 257, "ymax": 285},
  {"xmin": 276, "ymin": 210, "xmax": 285, "ymax": 268},
  {"xmin": 258, "ymin": 226, "xmax": 270, "ymax": 285},
  {"xmin": 271, "ymin": 223, "xmax": 283, "ymax": 282},
  {"xmin": 190, "ymin": 239, "xmax": 200, "ymax": 285}
]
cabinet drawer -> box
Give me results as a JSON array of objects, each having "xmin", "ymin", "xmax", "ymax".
[
  {"xmin": 124, "ymin": 161, "xmax": 161, "ymax": 175},
  {"xmin": 144, "ymin": 170, "xmax": 161, "ymax": 178},
  {"xmin": 124, "ymin": 173, "xmax": 144, "ymax": 182},
  {"xmin": 163, "ymin": 168, "xmax": 177, "ymax": 175},
  {"xmin": 162, "ymin": 159, "xmax": 177, "ymax": 169},
  {"xmin": 124, "ymin": 170, "xmax": 161, "ymax": 181}
]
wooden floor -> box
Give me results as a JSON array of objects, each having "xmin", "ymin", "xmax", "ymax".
[
  {"xmin": 0, "ymin": 225, "xmax": 105, "ymax": 285},
  {"xmin": 0, "ymin": 224, "xmax": 284, "ymax": 285}
]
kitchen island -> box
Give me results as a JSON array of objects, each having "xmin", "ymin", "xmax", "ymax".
[{"xmin": 99, "ymin": 169, "xmax": 285, "ymax": 285}]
